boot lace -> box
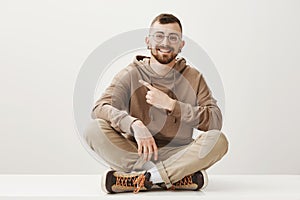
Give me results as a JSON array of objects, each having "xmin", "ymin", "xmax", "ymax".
[
  {"xmin": 175, "ymin": 174, "xmax": 193, "ymax": 186},
  {"xmin": 115, "ymin": 174, "xmax": 146, "ymax": 194}
]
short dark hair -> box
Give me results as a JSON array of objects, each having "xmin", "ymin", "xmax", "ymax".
[{"xmin": 150, "ymin": 13, "xmax": 182, "ymax": 33}]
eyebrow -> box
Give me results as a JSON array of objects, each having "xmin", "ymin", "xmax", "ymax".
[
  {"xmin": 153, "ymin": 31, "xmax": 164, "ymax": 34},
  {"xmin": 153, "ymin": 31, "xmax": 180, "ymax": 36}
]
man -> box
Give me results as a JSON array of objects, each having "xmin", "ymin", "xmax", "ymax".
[{"xmin": 84, "ymin": 13, "xmax": 228, "ymax": 194}]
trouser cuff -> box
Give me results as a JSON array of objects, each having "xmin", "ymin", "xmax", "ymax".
[{"xmin": 156, "ymin": 161, "xmax": 172, "ymax": 188}]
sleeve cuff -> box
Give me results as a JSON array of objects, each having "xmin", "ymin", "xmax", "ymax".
[
  {"xmin": 119, "ymin": 115, "xmax": 138, "ymax": 135},
  {"xmin": 167, "ymin": 100, "xmax": 181, "ymax": 117}
]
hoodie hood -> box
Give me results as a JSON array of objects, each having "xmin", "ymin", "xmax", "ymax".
[
  {"xmin": 133, "ymin": 55, "xmax": 188, "ymax": 77},
  {"xmin": 132, "ymin": 55, "xmax": 188, "ymax": 93}
]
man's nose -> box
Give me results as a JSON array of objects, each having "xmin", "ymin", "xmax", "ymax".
[{"xmin": 161, "ymin": 36, "xmax": 170, "ymax": 45}]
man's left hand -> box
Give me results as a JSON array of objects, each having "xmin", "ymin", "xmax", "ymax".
[{"xmin": 139, "ymin": 80, "xmax": 176, "ymax": 111}]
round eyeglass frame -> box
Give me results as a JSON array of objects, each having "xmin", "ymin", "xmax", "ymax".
[{"xmin": 149, "ymin": 32, "xmax": 181, "ymax": 44}]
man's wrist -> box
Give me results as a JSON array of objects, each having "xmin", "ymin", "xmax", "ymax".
[
  {"xmin": 166, "ymin": 99, "xmax": 176, "ymax": 111},
  {"xmin": 129, "ymin": 119, "xmax": 140, "ymax": 136}
]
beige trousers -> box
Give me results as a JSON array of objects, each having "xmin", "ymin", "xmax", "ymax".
[{"xmin": 84, "ymin": 119, "xmax": 229, "ymax": 188}]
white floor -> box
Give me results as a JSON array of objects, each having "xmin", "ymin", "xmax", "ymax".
[{"xmin": 0, "ymin": 175, "xmax": 299, "ymax": 200}]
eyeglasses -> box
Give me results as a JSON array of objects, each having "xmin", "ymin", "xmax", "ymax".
[{"xmin": 149, "ymin": 32, "xmax": 181, "ymax": 44}]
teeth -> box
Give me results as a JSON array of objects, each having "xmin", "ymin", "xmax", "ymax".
[{"xmin": 159, "ymin": 48, "xmax": 171, "ymax": 53}]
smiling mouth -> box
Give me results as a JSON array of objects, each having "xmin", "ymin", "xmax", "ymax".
[{"xmin": 156, "ymin": 47, "xmax": 173, "ymax": 53}]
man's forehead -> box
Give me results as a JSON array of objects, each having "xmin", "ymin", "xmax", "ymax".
[{"xmin": 149, "ymin": 22, "xmax": 182, "ymax": 35}]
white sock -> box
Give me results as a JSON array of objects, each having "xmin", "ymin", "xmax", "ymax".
[{"xmin": 148, "ymin": 166, "xmax": 163, "ymax": 184}]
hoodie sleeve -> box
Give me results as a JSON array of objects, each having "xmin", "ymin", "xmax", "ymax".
[
  {"xmin": 91, "ymin": 68, "xmax": 138, "ymax": 135},
  {"xmin": 168, "ymin": 74, "xmax": 222, "ymax": 131}
]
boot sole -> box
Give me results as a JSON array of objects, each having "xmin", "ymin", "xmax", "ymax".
[
  {"xmin": 101, "ymin": 169, "xmax": 112, "ymax": 194},
  {"xmin": 200, "ymin": 170, "xmax": 208, "ymax": 189}
]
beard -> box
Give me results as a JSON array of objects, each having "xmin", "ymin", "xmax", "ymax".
[{"xmin": 150, "ymin": 45, "xmax": 178, "ymax": 64}]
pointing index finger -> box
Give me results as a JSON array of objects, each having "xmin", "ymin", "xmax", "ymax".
[{"xmin": 139, "ymin": 80, "xmax": 154, "ymax": 90}]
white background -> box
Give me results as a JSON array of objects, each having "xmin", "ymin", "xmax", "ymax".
[{"xmin": 1, "ymin": 0, "xmax": 299, "ymax": 175}]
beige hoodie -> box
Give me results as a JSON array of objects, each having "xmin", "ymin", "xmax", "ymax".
[{"xmin": 92, "ymin": 55, "xmax": 222, "ymax": 147}]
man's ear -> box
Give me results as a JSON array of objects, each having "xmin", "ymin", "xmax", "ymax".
[
  {"xmin": 145, "ymin": 36, "xmax": 150, "ymax": 47},
  {"xmin": 180, "ymin": 40, "xmax": 185, "ymax": 50}
]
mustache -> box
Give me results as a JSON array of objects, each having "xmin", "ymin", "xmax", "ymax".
[{"xmin": 154, "ymin": 45, "xmax": 175, "ymax": 52}]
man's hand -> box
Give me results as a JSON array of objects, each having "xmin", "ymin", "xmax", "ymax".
[
  {"xmin": 139, "ymin": 80, "xmax": 176, "ymax": 111},
  {"xmin": 131, "ymin": 120, "xmax": 158, "ymax": 161}
]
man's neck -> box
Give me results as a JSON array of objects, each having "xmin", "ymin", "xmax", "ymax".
[{"xmin": 149, "ymin": 57, "xmax": 176, "ymax": 76}]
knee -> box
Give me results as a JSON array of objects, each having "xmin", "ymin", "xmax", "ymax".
[
  {"xmin": 216, "ymin": 132, "xmax": 229, "ymax": 156},
  {"xmin": 83, "ymin": 119, "xmax": 107, "ymax": 146},
  {"xmin": 197, "ymin": 130, "xmax": 229, "ymax": 159}
]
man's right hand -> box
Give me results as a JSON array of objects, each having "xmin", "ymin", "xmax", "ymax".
[{"xmin": 131, "ymin": 120, "xmax": 158, "ymax": 161}]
